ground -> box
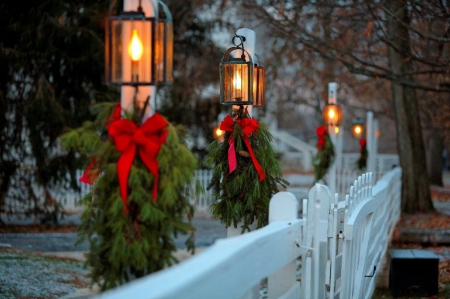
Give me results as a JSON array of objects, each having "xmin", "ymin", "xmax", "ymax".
[{"xmin": 372, "ymin": 185, "xmax": 450, "ymax": 299}]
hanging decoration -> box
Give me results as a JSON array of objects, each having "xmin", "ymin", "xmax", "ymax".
[
  {"xmin": 58, "ymin": 0, "xmax": 202, "ymax": 291},
  {"xmin": 356, "ymin": 138, "xmax": 368, "ymax": 171},
  {"xmin": 206, "ymin": 105, "xmax": 287, "ymax": 233},
  {"xmin": 313, "ymin": 125, "xmax": 335, "ymax": 183},
  {"xmin": 61, "ymin": 101, "xmax": 199, "ymax": 290}
]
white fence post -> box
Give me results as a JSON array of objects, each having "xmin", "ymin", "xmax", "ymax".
[
  {"xmin": 302, "ymin": 183, "xmax": 333, "ymax": 299},
  {"xmin": 268, "ymin": 192, "xmax": 300, "ymax": 299}
]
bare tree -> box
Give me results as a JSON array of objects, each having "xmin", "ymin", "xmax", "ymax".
[{"xmin": 222, "ymin": 0, "xmax": 450, "ymax": 212}]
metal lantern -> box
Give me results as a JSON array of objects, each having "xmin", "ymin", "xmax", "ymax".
[
  {"xmin": 220, "ymin": 36, "xmax": 254, "ymax": 105},
  {"xmin": 253, "ymin": 54, "xmax": 265, "ymax": 108},
  {"xmin": 105, "ymin": 0, "xmax": 173, "ymax": 86},
  {"xmin": 352, "ymin": 118, "xmax": 364, "ymax": 139},
  {"xmin": 322, "ymin": 103, "xmax": 343, "ymax": 126}
]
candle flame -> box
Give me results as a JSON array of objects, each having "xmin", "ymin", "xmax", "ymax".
[
  {"xmin": 328, "ymin": 108, "xmax": 336, "ymax": 120},
  {"xmin": 233, "ymin": 72, "xmax": 242, "ymax": 90},
  {"xmin": 129, "ymin": 30, "xmax": 143, "ymax": 62}
]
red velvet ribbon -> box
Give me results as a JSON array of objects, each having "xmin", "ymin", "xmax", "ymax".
[
  {"xmin": 316, "ymin": 125, "xmax": 327, "ymax": 150},
  {"xmin": 220, "ymin": 115, "xmax": 265, "ymax": 182},
  {"xmin": 80, "ymin": 103, "xmax": 122, "ymax": 185},
  {"xmin": 220, "ymin": 115, "xmax": 237, "ymax": 175},
  {"xmin": 108, "ymin": 113, "xmax": 168, "ymax": 211},
  {"xmin": 359, "ymin": 138, "xmax": 367, "ymax": 148},
  {"xmin": 79, "ymin": 158, "xmax": 99, "ymax": 184}
]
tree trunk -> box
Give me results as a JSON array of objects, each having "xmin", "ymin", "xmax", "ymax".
[
  {"xmin": 425, "ymin": 131, "xmax": 444, "ymax": 186},
  {"xmin": 386, "ymin": 0, "xmax": 433, "ymax": 213}
]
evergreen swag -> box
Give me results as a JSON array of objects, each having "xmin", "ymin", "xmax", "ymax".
[
  {"xmin": 356, "ymin": 138, "xmax": 368, "ymax": 170},
  {"xmin": 313, "ymin": 125, "xmax": 335, "ymax": 183},
  {"xmin": 60, "ymin": 101, "xmax": 198, "ymax": 290},
  {"xmin": 205, "ymin": 107, "xmax": 288, "ymax": 233}
]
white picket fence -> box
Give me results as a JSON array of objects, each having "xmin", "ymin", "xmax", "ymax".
[{"xmin": 94, "ymin": 167, "xmax": 401, "ymax": 299}]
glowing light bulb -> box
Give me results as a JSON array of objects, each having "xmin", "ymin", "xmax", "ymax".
[
  {"xmin": 354, "ymin": 126, "xmax": 362, "ymax": 134},
  {"xmin": 335, "ymin": 126, "xmax": 340, "ymax": 134},
  {"xmin": 129, "ymin": 30, "xmax": 143, "ymax": 62}
]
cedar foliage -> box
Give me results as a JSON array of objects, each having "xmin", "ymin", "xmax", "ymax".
[
  {"xmin": 205, "ymin": 112, "xmax": 288, "ymax": 233},
  {"xmin": 60, "ymin": 102, "xmax": 198, "ymax": 290}
]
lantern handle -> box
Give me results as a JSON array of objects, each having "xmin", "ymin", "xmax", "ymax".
[
  {"xmin": 232, "ymin": 35, "xmax": 246, "ymax": 48},
  {"xmin": 232, "ymin": 34, "xmax": 247, "ymax": 58},
  {"xmin": 221, "ymin": 46, "xmax": 254, "ymax": 66}
]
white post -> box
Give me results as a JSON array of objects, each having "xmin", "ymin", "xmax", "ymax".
[
  {"xmin": 233, "ymin": 28, "xmax": 256, "ymax": 118},
  {"xmin": 366, "ymin": 111, "xmax": 375, "ymax": 173},
  {"xmin": 122, "ymin": 0, "xmax": 157, "ymax": 119},
  {"xmin": 267, "ymin": 192, "xmax": 299, "ymax": 299},
  {"xmin": 327, "ymin": 82, "xmax": 338, "ymax": 196}
]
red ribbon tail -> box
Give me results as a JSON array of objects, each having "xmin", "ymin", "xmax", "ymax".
[
  {"xmin": 141, "ymin": 158, "xmax": 158, "ymax": 201},
  {"xmin": 243, "ymin": 137, "xmax": 265, "ymax": 181},
  {"xmin": 228, "ymin": 140, "xmax": 237, "ymax": 174},
  {"xmin": 79, "ymin": 159, "xmax": 98, "ymax": 185},
  {"xmin": 79, "ymin": 172, "xmax": 93, "ymax": 184},
  {"xmin": 117, "ymin": 147, "xmax": 135, "ymax": 212}
]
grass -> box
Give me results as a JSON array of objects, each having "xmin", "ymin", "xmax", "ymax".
[{"xmin": 0, "ymin": 248, "xmax": 89, "ymax": 299}]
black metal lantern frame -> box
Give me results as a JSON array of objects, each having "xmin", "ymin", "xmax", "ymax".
[
  {"xmin": 105, "ymin": 0, "xmax": 173, "ymax": 86},
  {"xmin": 220, "ymin": 35, "xmax": 265, "ymax": 107}
]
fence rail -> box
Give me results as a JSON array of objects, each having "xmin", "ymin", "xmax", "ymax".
[{"xmin": 94, "ymin": 167, "xmax": 402, "ymax": 299}]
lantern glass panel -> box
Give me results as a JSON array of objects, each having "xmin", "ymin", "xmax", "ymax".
[
  {"xmin": 222, "ymin": 63, "xmax": 251, "ymax": 104},
  {"xmin": 165, "ymin": 22, "xmax": 174, "ymax": 82},
  {"xmin": 155, "ymin": 21, "xmax": 173, "ymax": 83},
  {"xmin": 253, "ymin": 65, "xmax": 265, "ymax": 107},
  {"xmin": 106, "ymin": 17, "xmax": 154, "ymax": 85},
  {"xmin": 155, "ymin": 21, "xmax": 163, "ymax": 82}
]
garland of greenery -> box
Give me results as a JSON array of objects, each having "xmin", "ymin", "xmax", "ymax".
[
  {"xmin": 60, "ymin": 101, "xmax": 198, "ymax": 290},
  {"xmin": 205, "ymin": 107, "xmax": 288, "ymax": 233},
  {"xmin": 356, "ymin": 138, "xmax": 368, "ymax": 171},
  {"xmin": 312, "ymin": 125, "xmax": 335, "ymax": 183}
]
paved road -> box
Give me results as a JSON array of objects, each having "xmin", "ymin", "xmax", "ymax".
[{"xmin": 0, "ymin": 218, "xmax": 227, "ymax": 252}]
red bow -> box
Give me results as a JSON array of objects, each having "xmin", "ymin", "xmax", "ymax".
[
  {"xmin": 108, "ymin": 113, "xmax": 168, "ymax": 212},
  {"xmin": 316, "ymin": 125, "xmax": 327, "ymax": 150},
  {"xmin": 220, "ymin": 115, "xmax": 265, "ymax": 182},
  {"xmin": 359, "ymin": 138, "xmax": 367, "ymax": 148}
]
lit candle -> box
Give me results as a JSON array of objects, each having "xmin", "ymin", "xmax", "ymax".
[
  {"xmin": 233, "ymin": 72, "xmax": 242, "ymax": 90},
  {"xmin": 128, "ymin": 29, "xmax": 144, "ymax": 82},
  {"xmin": 328, "ymin": 108, "xmax": 336, "ymax": 120}
]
